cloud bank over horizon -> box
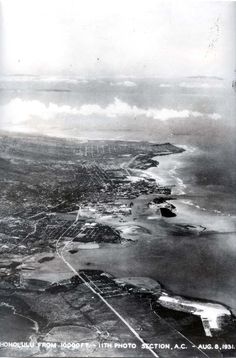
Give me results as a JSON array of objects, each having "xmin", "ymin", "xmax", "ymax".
[{"xmin": 0, "ymin": 97, "xmax": 222, "ymax": 136}]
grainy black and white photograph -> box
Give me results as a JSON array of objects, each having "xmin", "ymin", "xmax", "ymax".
[{"xmin": 0, "ymin": 0, "xmax": 236, "ymax": 357}]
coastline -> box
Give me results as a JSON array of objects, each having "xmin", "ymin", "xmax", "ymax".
[
  {"xmin": 69, "ymin": 144, "xmax": 236, "ymax": 316},
  {"xmin": 1, "ymin": 135, "xmax": 236, "ymax": 351},
  {"xmin": 148, "ymin": 146, "xmax": 235, "ymax": 221}
]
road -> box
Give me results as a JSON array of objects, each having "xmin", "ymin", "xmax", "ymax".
[
  {"xmin": 55, "ymin": 216, "xmax": 212, "ymax": 358},
  {"xmin": 55, "ymin": 218, "xmax": 159, "ymax": 357}
]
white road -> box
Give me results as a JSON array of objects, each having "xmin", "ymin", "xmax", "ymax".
[
  {"xmin": 55, "ymin": 219, "xmax": 159, "ymax": 358},
  {"xmin": 55, "ymin": 216, "xmax": 211, "ymax": 358}
]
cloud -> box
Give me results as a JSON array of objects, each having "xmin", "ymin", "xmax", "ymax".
[
  {"xmin": 159, "ymin": 83, "xmax": 173, "ymax": 88},
  {"xmin": 1, "ymin": 97, "xmax": 221, "ymax": 134},
  {"xmin": 179, "ymin": 82, "xmax": 224, "ymax": 89},
  {"xmin": 2, "ymin": 98, "xmax": 79, "ymax": 124},
  {"xmin": 208, "ymin": 113, "xmax": 221, "ymax": 120},
  {"xmin": 110, "ymin": 80, "xmax": 137, "ymax": 87}
]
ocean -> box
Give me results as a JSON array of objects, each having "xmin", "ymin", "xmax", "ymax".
[
  {"xmin": 1, "ymin": 75, "xmax": 235, "ymax": 214},
  {"xmin": 0, "ymin": 76, "xmax": 236, "ymax": 313},
  {"xmin": 0, "ymin": 302, "xmax": 37, "ymax": 346}
]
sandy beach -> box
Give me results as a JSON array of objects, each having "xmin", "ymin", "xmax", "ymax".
[{"xmin": 66, "ymin": 148, "xmax": 236, "ymax": 316}]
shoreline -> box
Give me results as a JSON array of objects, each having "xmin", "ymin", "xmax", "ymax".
[
  {"xmin": 1, "ymin": 135, "xmax": 236, "ymax": 347},
  {"xmin": 148, "ymin": 147, "xmax": 235, "ymax": 219},
  {"xmin": 68, "ymin": 145, "xmax": 236, "ymax": 315}
]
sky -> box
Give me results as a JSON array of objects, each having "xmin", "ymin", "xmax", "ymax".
[{"xmin": 0, "ymin": 0, "xmax": 235, "ymax": 78}]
